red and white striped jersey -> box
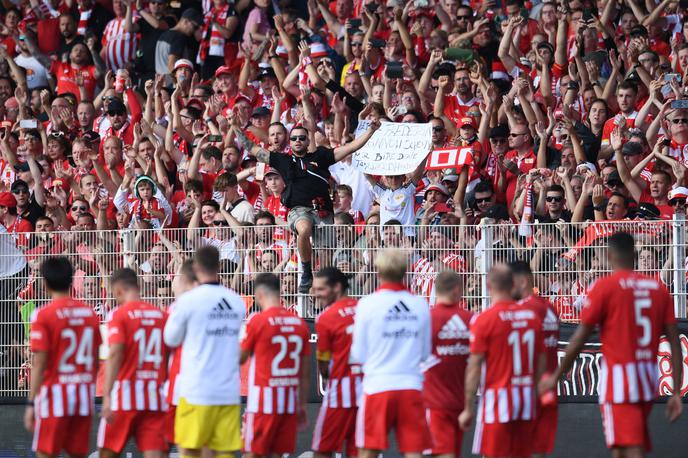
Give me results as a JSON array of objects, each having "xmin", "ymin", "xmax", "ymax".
[
  {"xmin": 101, "ymin": 17, "xmax": 138, "ymax": 70},
  {"xmin": 412, "ymin": 254, "xmax": 466, "ymax": 305},
  {"xmin": 422, "ymin": 302, "xmax": 473, "ymax": 412},
  {"xmin": 470, "ymin": 301, "xmax": 544, "ymax": 424},
  {"xmin": 29, "ymin": 297, "xmax": 102, "ymax": 418},
  {"xmin": 241, "ymin": 307, "xmax": 311, "ymax": 414},
  {"xmin": 581, "ymin": 270, "xmax": 675, "ymax": 404},
  {"xmin": 315, "ymin": 297, "xmax": 362, "ymax": 409},
  {"xmin": 107, "ymin": 301, "xmax": 168, "ymax": 412}
]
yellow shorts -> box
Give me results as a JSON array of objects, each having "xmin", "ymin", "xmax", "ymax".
[{"xmin": 174, "ymin": 398, "xmax": 242, "ymax": 452}]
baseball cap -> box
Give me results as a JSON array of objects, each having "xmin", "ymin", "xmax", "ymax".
[
  {"xmin": 265, "ymin": 166, "xmax": 280, "ymax": 177},
  {"xmin": 424, "ymin": 183, "xmax": 450, "ymax": 198},
  {"xmin": 181, "ymin": 8, "xmax": 203, "ymax": 26},
  {"xmin": 537, "ymin": 41, "xmax": 555, "ymax": 53},
  {"xmin": 174, "ymin": 59, "xmax": 194, "ymax": 72},
  {"xmin": 13, "ymin": 162, "xmax": 30, "ymax": 173},
  {"xmin": 215, "ymin": 65, "xmax": 234, "ymax": 78},
  {"xmin": 622, "ymin": 141, "xmax": 643, "ymax": 156},
  {"xmin": 489, "ymin": 125, "xmax": 509, "ymax": 139},
  {"xmin": 251, "ymin": 106, "xmax": 271, "ymax": 118},
  {"xmin": 460, "ymin": 117, "xmax": 477, "ymax": 129},
  {"xmin": 10, "ymin": 179, "xmax": 29, "ymax": 193},
  {"xmin": 669, "ymin": 187, "xmax": 688, "ymax": 201},
  {"xmin": 107, "ymin": 99, "xmax": 127, "ymax": 115},
  {"xmin": 81, "ymin": 130, "xmax": 101, "ymax": 145},
  {"xmin": 634, "ymin": 202, "xmax": 660, "ymax": 220},
  {"xmin": 0, "ymin": 191, "xmax": 17, "ymax": 208},
  {"xmin": 442, "ymin": 171, "xmax": 459, "ymax": 183},
  {"xmin": 310, "ymin": 42, "xmax": 328, "ymax": 58},
  {"xmin": 257, "ymin": 67, "xmax": 276, "ymax": 80}
]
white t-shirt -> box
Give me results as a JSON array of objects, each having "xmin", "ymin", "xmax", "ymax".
[
  {"xmin": 372, "ymin": 182, "xmax": 416, "ymax": 228},
  {"xmin": 350, "ymin": 285, "xmax": 431, "ymax": 394},
  {"xmin": 15, "ymin": 54, "xmax": 50, "ymax": 89},
  {"xmin": 330, "ymin": 159, "xmax": 374, "ymax": 217},
  {"xmin": 163, "ymin": 283, "xmax": 246, "ymax": 405}
]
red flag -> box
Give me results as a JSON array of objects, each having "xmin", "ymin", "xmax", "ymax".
[{"xmin": 426, "ymin": 147, "xmax": 474, "ymax": 170}]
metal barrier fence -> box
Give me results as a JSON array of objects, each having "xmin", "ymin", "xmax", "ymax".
[{"xmin": 0, "ymin": 218, "xmax": 685, "ymax": 396}]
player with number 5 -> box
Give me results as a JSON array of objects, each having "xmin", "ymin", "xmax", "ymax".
[
  {"xmin": 240, "ymin": 273, "xmax": 311, "ymax": 457},
  {"xmin": 540, "ymin": 232, "xmax": 683, "ymax": 457},
  {"xmin": 26, "ymin": 257, "xmax": 102, "ymax": 458}
]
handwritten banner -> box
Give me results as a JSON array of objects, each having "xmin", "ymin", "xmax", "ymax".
[{"xmin": 352, "ymin": 121, "xmax": 432, "ymax": 175}]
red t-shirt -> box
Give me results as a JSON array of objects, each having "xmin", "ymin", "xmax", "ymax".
[
  {"xmin": 504, "ymin": 149, "xmax": 537, "ymax": 205},
  {"xmin": 581, "ymin": 270, "xmax": 675, "ymax": 404},
  {"xmin": 470, "ymin": 300, "xmax": 544, "ymax": 423},
  {"xmin": 422, "ymin": 302, "xmax": 473, "ymax": 412},
  {"xmin": 241, "ymin": 307, "xmax": 310, "ymax": 414},
  {"xmin": 49, "ymin": 61, "xmax": 97, "ymax": 103},
  {"xmin": 29, "ymin": 297, "xmax": 102, "ymax": 417},
  {"xmin": 315, "ymin": 297, "xmax": 361, "ymax": 408},
  {"xmin": 107, "ymin": 300, "xmax": 168, "ymax": 411}
]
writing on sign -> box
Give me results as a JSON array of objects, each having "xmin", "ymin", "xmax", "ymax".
[{"xmin": 352, "ymin": 121, "xmax": 432, "ymax": 175}]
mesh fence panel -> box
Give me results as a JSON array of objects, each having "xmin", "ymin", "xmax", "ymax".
[{"xmin": 0, "ymin": 220, "xmax": 685, "ymax": 396}]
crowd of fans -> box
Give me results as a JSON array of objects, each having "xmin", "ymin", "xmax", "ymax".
[{"xmin": 3, "ymin": 0, "xmax": 688, "ymax": 390}]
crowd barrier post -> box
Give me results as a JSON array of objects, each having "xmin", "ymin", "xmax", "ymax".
[{"xmin": 673, "ymin": 212, "xmax": 687, "ymax": 319}]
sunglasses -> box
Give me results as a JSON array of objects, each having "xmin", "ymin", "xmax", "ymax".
[
  {"xmin": 670, "ymin": 118, "xmax": 688, "ymax": 125},
  {"xmin": 11, "ymin": 188, "xmax": 29, "ymax": 194},
  {"xmin": 290, "ymin": 135, "xmax": 307, "ymax": 141},
  {"xmin": 457, "ymin": 15, "xmax": 472, "ymax": 20},
  {"xmin": 509, "ymin": 133, "xmax": 527, "ymax": 137},
  {"xmin": 432, "ymin": 126, "xmax": 444, "ymax": 132},
  {"xmin": 212, "ymin": 220, "xmax": 228, "ymax": 226},
  {"xmin": 72, "ymin": 206, "xmax": 88, "ymax": 212},
  {"xmin": 475, "ymin": 196, "xmax": 492, "ymax": 203},
  {"xmin": 351, "ymin": 42, "xmax": 363, "ymax": 47},
  {"xmin": 545, "ymin": 196, "xmax": 563, "ymax": 202},
  {"xmin": 108, "ymin": 110, "xmax": 126, "ymax": 117},
  {"xmin": 607, "ymin": 180, "xmax": 623, "ymax": 188}
]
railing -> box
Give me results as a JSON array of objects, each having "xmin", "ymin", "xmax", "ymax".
[{"xmin": 0, "ymin": 218, "xmax": 685, "ymax": 396}]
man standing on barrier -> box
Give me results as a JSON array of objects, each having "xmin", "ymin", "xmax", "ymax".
[
  {"xmin": 231, "ymin": 120, "xmax": 380, "ymax": 293},
  {"xmin": 312, "ymin": 267, "xmax": 360, "ymax": 457},
  {"xmin": 540, "ymin": 232, "xmax": 683, "ymax": 458}
]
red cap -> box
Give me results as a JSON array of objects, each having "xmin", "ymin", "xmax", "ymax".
[
  {"xmin": 215, "ymin": 65, "xmax": 234, "ymax": 78},
  {"xmin": 0, "ymin": 191, "xmax": 16, "ymax": 208}
]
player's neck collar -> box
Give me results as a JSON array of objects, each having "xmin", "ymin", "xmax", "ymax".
[{"xmin": 376, "ymin": 282, "xmax": 407, "ymax": 292}]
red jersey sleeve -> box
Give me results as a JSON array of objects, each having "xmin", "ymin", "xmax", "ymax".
[
  {"xmin": 29, "ymin": 309, "xmax": 50, "ymax": 353},
  {"xmin": 315, "ymin": 315, "xmax": 332, "ymax": 361},
  {"xmin": 240, "ymin": 313, "xmax": 260, "ymax": 353},
  {"xmin": 107, "ymin": 309, "xmax": 127, "ymax": 346},
  {"xmin": 581, "ymin": 278, "xmax": 606, "ymax": 327},
  {"xmin": 469, "ymin": 314, "xmax": 488, "ymax": 355}
]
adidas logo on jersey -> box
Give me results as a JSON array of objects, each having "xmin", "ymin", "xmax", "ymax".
[
  {"xmin": 384, "ymin": 301, "xmax": 418, "ymax": 322},
  {"xmin": 209, "ymin": 298, "xmax": 239, "ymax": 320},
  {"xmin": 438, "ymin": 314, "xmax": 469, "ymax": 339}
]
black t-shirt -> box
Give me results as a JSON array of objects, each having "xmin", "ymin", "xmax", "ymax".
[
  {"xmin": 19, "ymin": 194, "xmax": 44, "ymax": 227},
  {"xmin": 155, "ymin": 29, "xmax": 194, "ymax": 75},
  {"xmin": 269, "ymin": 147, "xmax": 336, "ymax": 211},
  {"xmin": 535, "ymin": 210, "xmax": 572, "ymax": 223},
  {"xmin": 137, "ymin": 14, "xmax": 177, "ymax": 73}
]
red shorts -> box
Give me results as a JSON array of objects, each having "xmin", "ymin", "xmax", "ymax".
[
  {"xmin": 600, "ymin": 402, "xmax": 653, "ymax": 451},
  {"xmin": 312, "ymin": 404, "xmax": 357, "ymax": 456},
  {"xmin": 97, "ymin": 410, "xmax": 167, "ymax": 453},
  {"xmin": 532, "ymin": 404, "xmax": 558, "ymax": 454},
  {"xmin": 425, "ymin": 408, "xmax": 463, "ymax": 456},
  {"xmin": 165, "ymin": 406, "xmax": 176, "ymax": 446},
  {"xmin": 472, "ymin": 420, "xmax": 535, "ymax": 458},
  {"xmin": 242, "ymin": 412, "xmax": 297, "ymax": 455},
  {"xmin": 33, "ymin": 415, "xmax": 91, "ymax": 456},
  {"xmin": 355, "ymin": 389, "xmax": 431, "ymax": 453}
]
